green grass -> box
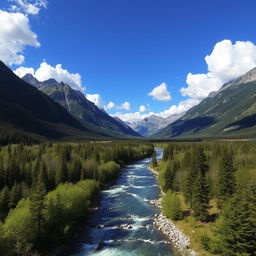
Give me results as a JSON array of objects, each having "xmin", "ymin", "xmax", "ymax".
[{"xmin": 173, "ymin": 194, "xmax": 219, "ymax": 256}]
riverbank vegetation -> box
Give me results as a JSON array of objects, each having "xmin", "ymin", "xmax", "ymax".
[
  {"xmin": 0, "ymin": 141, "xmax": 153, "ymax": 255},
  {"xmin": 156, "ymin": 142, "xmax": 256, "ymax": 256}
]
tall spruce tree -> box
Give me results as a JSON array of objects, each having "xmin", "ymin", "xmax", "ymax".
[
  {"xmin": 29, "ymin": 176, "xmax": 47, "ymax": 243},
  {"xmin": 163, "ymin": 145, "xmax": 174, "ymax": 161},
  {"xmin": 151, "ymin": 150, "xmax": 157, "ymax": 167},
  {"xmin": 192, "ymin": 171, "xmax": 210, "ymax": 221},
  {"xmin": 0, "ymin": 186, "xmax": 10, "ymax": 220},
  {"xmin": 184, "ymin": 146, "xmax": 209, "ymax": 215},
  {"xmin": 213, "ymin": 185, "xmax": 256, "ymax": 255},
  {"xmin": 163, "ymin": 161, "xmax": 177, "ymax": 192},
  {"xmin": 217, "ymin": 148, "xmax": 236, "ymax": 208},
  {"xmin": 8, "ymin": 183, "xmax": 22, "ymax": 209},
  {"xmin": 55, "ymin": 157, "xmax": 68, "ymax": 185}
]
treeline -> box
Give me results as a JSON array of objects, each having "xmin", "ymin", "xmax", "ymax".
[
  {"xmin": 158, "ymin": 142, "xmax": 256, "ymax": 256},
  {"xmin": 0, "ymin": 127, "xmax": 39, "ymax": 146},
  {"xmin": 0, "ymin": 141, "xmax": 153, "ymax": 255}
]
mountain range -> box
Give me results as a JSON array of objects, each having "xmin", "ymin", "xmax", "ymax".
[
  {"xmin": 128, "ymin": 114, "xmax": 183, "ymax": 137},
  {"xmin": 22, "ymin": 74, "xmax": 140, "ymax": 138},
  {"xmin": 0, "ymin": 61, "xmax": 140, "ymax": 142},
  {"xmin": 2, "ymin": 59, "xmax": 256, "ymax": 141},
  {"xmin": 154, "ymin": 67, "xmax": 256, "ymax": 138}
]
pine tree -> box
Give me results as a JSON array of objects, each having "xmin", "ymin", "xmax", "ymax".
[
  {"xmin": 213, "ymin": 187, "xmax": 256, "ymax": 255},
  {"xmin": 151, "ymin": 150, "xmax": 157, "ymax": 167},
  {"xmin": 163, "ymin": 145, "xmax": 174, "ymax": 161},
  {"xmin": 184, "ymin": 146, "xmax": 209, "ymax": 208},
  {"xmin": 217, "ymin": 148, "xmax": 236, "ymax": 208},
  {"xmin": 163, "ymin": 161, "xmax": 177, "ymax": 192},
  {"xmin": 55, "ymin": 157, "xmax": 68, "ymax": 185},
  {"xmin": 192, "ymin": 171, "xmax": 210, "ymax": 221},
  {"xmin": 0, "ymin": 186, "xmax": 10, "ymax": 220},
  {"xmin": 38, "ymin": 162, "xmax": 49, "ymax": 191},
  {"xmin": 29, "ymin": 176, "xmax": 46, "ymax": 243},
  {"xmin": 8, "ymin": 183, "xmax": 22, "ymax": 209}
]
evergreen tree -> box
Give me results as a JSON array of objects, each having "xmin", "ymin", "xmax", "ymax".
[
  {"xmin": 213, "ymin": 187, "xmax": 256, "ymax": 255},
  {"xmin": 151, "ymin": 150, "xmax": 157, "ymax": 167},
  {"xmin": 0, "ymin": 160, "xmax": 5, "ymax": 189},
  {"xmin": 38, "ymin": 162, "xmax": 49, "ymax": 191},
  {"xmin": 192, "ymin": 171, "xmax": 210, "ymax": 221},
  {"xmin": 29, "ymin": 176, "xmax": 46, "ymax": 243},
  {"xmin": 55, "ymin": 157, "xmax": 68, "ymax": 185},
  {"xmin": 217, "ymin": 148, "xmax": 237, "ymax": 208},
  {"xmin": 163, "ymin": 145, "xmax": 174, "ymax": 161},
  {"xmin": 0, "ymin": 186, "xmax": 10, "ymax": 220},
  {"xmin": 184, "ymin": 146, "xmax": 209, "ymax": 208},
  {"xmin": 184, "ymin": 160, "xmax": 197, "ymax": 207},
  {"xmin": 8, "ymin": 183, "xmax": 22, "ymax": 209}
]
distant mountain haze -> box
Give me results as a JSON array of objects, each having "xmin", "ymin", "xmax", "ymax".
[{"xmin": 128, "ymin": 114, "xmax": 184, "ymax": 137}]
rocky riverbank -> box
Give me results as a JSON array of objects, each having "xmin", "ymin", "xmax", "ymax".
[{"xmin": 148, "ymin": 165, "xmax": 198, "ymax": 256}]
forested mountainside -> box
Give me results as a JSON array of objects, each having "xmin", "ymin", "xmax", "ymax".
[{"xmin": 155, "ymin": 67, "xmax": 256, "ymax": 138}]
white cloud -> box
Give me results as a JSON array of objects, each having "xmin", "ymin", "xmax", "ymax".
[
  {"xmin": 112, "ymin": 112, "xmax": 152, "ymax": 123},
  {"xmin": 139, "ymin": 105, "xmax": 148, "ymax": 112},
  {"xmin": 9, "ymin": 0, "xmax": 48, "ymax": 15},
  {"xmin": 181, "ymin": 40, "xmax": 256, "ymax": 100},
  {"xmin": 112, "ymin": 99, "xmax": 199, "ymax": 123},
  {"xmin": 148, "ymin": 82, "xmax": 171, "ymax": 101},
  {"xmin": 14, "ymin": 66, "xmax": 35, "ymax": 77},
  {"xmin": 86, "ymin": 93, "xmax": 103, "ymax": 107},
  {"xmin": 0, "ymin": 10, "xmax": 40, "ymax": 65},
  {"xmin": 117, "ymin": 101, "xmax": 131, "ymax": 111},
  {"xmin": 14, "ymin": 61, "xmax": 84, "ymax": 91},
  {"xmin": 157, "ymin": 98, "xmax": 199, "ymax": 118},
  {"xmin": 105, "ymin": 101, "xmax": 115, "ymax": 110}
]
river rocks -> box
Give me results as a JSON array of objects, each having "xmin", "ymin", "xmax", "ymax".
[
  {"xmin": 153, "ymin": 200, "xmax": 198, "ymax": 256},
  {"xmin": 117, "ymin": 223, "xmax": 133, "ymax": 229}
]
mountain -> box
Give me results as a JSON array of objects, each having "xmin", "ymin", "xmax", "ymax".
[
  {"xmin": 128, "ymin": 114, "xmax": 183, "ymax": 136},
  {"xmin": 0, "ymin": 61, "xmax": 111, "ymax": 141},
  {"xmin": 22, "ymin": 74, "xmax": 141, "ymax": 138},
  {"xmin": 154, "ymin": 67, "xmax": 256, "ymax": 138}
]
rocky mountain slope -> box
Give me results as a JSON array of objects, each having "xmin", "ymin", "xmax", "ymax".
[
  {"xmin": 0, "ymin": 61, "xmax": 108, "ymax": 140},
  {"xmin": 23, "ymin": 74, "xmax": 141, "ymax": 138},
  {"xmin": 154, "ymin": 67, "xmax": 256, "ymax": 138}
]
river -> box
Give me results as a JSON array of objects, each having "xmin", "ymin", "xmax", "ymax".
[{"xmin": 70, "ymin": 148, "xmax": 173, "ymax": 256}]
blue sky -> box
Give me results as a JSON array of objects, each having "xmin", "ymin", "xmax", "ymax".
[{"xmin": 1, "ymin": 0, "xmax": 256, "ymax": 122}]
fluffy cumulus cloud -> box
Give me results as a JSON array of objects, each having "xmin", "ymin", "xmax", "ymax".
[
  {"xmin": 112, "ymin": 98, "xmax": 199, "ymax": 123},
  {"xmin": 157, "ymin": 98, "xmax": 199, "ymax": 118},
  {"xmin": 86, "ymin": 94, "xmax": 103, "ymax": 107},
  {"xmin": 117, "ymin": 101, "xmax": 131, "ymax": 111},
  {"xmin": 148, "ymin": 82, "xmax": 171, "ymax": 101},
  {"xmin": 181, "ymin": 40, "xmax": 256, "ymax": 100},
  {"xmin": 14, "ymin": 62, "xmax": 84, "ymax": 91},
  {"xmin": 0, "ymin": 10, "xmax": 40, "ymax": 65},
  {"xmin": 14, "ymin": 66, "xmax": 35, "ymax": 77},
  {"xmin": 9, "ymin": 0, "xmax": 48, "ymax": 15},
  {"xmin": 113, "ymin": 112, "xmax": 153, "ymax": 123}
]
